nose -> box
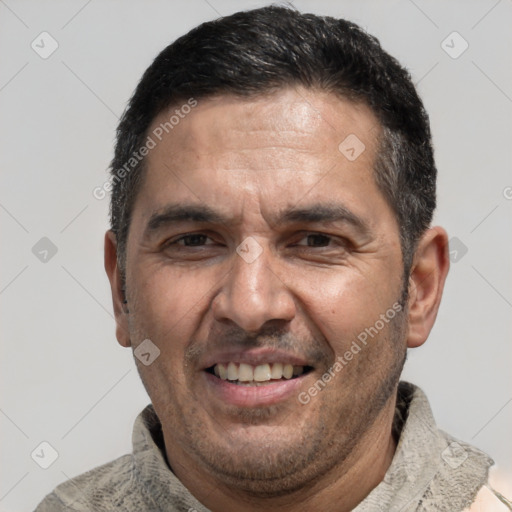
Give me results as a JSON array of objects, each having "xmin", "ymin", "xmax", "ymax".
[{"xmin": 211, "ymin": 242, "xmax": 296, "ymax": 333}]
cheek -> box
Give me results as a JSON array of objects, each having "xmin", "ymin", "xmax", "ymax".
[
  {"xmin": 130, "ymin": 265, "xmax": 214, "ymax": 350},
  {"xmin": 295, "ymin": 269, "xmax": 386, "ymax": 352},
  {"xmin": 127, "ymin": 268, "xmax": 211, "ymax": 409}
]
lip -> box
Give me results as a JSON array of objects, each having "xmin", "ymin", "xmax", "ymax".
[
  {"xmin": 201, "ymin": 348, "xmax": 311, "ymax": 370},
  {"xmin": 203, "ymin": 370, "xmax": 307, "ymax": 407}
]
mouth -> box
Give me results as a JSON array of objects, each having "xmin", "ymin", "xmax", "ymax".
[
  {"xmin": 205, "ymin": 362, "xmax": 314, "ymax": 386},
  {"xmin": 200, "ymin": 349, "xmax": 316, "ymax": 407}
]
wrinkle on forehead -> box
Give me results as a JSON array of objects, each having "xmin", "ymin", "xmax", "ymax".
[{"xmin": 147, "ymin": 87, "xmax": 380, "ymax": 174}]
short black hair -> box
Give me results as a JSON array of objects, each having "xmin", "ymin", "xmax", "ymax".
[{"xmin": 110, "ymin": 5, "xmax": 436, "ymax": 278}]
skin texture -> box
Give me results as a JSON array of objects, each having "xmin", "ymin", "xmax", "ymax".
[{"xmin": 105, "ymin": 87, "xmax": 449, "ymax": 512}]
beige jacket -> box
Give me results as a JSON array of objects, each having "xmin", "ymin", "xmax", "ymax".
[{"xmin": 35, "ymin": 382, "xmax": 511, "ymax": 511}]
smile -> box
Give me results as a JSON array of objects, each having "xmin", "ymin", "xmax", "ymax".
[{"xmin": 206, "ymin": 362, "xmax": 312, "ymax": 385}]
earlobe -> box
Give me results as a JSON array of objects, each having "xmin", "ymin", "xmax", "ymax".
[
  {"xmin": 104, "ymin": 230, "xmax": 131, "ymax": 348},
  {"xmin": 406, "ymin": 227, "xmax": 450, "ymax": 348}
]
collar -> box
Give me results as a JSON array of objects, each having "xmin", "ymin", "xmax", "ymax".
[
  {"xmin": 132, "ymin": 381, "xmax": 493, "ymax": 511},
  {"xmin": 353, "ymin": 382, "xmax": 493, "ymax": 511}
]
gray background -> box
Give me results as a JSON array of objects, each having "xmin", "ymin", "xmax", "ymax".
[{"xmin": 1, "ymin": 0, "xmax": 511, "ymax": 510}]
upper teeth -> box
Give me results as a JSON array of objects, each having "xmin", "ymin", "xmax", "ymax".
[{"xmin": 213, "ymin": 362, "xmax": 304, "ymax": 382}]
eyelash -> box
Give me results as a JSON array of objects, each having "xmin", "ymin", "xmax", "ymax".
[
  {"xmin": 164, "ymin": 232, "xmax": 347, "ymax": 250},
  {"xmin": 171, "ymin": 233, "xmax": 213, "ymax": 246}
]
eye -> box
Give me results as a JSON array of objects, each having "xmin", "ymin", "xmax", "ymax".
[
  {"xmin": 161, "ymin": 232, "xmax": 224, "ymax": 260},
  {"xmin": 296, "ymin": 233, "xmax": 333, "ymax": 247},
  {"xmin": 162, "ymin": 232, "xmax": 219, "ymax": 250},
  {"xmin": 174, "ymin": 233, "xmax": 211, "ymax": 246}
]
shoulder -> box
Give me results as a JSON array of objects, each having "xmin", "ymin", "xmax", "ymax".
[
  {"xmin": 463, "ymin": 466, "xmax": 512, "ymax": 512},
  {"xmin": 33, "ymin": 454, "xmax": 155, "ymax": 511}
]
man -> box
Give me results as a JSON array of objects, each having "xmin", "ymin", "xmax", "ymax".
[{"xmin": 35, "ymin": 6, "xmax": 510, "ymax": 512}]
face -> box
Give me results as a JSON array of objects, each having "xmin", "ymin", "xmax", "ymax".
[{"xmin": 116, "ymin": 88, "xmax": 409, "ymax": 494}]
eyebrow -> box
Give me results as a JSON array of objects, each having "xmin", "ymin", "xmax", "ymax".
[
  {"xmin": 145, "ymin": 204, "xmax": 225, "ymax": 233},
  {"xmin": 278, "ymin": 203, "xmax": 370, "ymax": 234},
  {"xmin": 143, "ymin": 202, "xmax": 371, "ymax": 238}
]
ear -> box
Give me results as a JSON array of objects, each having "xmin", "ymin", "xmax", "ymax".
[
  {"xmin": 104, "ymin": 230, "xmax": 131, "ymax": 348},
  {"xmin": 406, "ymin": 226, "xmax": 450, "ymax": 348}
]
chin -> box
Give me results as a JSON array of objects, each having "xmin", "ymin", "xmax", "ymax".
[{"xmin": 186, "ymin": 417, "xmax": 347, "ymax": 498}]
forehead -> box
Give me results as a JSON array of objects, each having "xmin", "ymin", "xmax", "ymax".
[
  {"xmin": 147, "ymin": 88, "xmax": 380, "ymax": 172},
  {"xmin": 132, "ymin": 88, "xmax": 388, "ymax": 230}
]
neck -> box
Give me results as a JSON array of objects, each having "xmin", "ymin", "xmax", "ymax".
[{"xmin": 165, "ymin": 398, "xmax": 398, "ymax": 512}]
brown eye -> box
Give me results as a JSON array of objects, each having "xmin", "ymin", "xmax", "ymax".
[
  {"xmin": 296, "ymin": 234, "xmax": 332, "ymax": 247},
  {"xmin": 177, "ymin": 234, "xmax": 209, "ymax": 246},
  {"xmin": 305, "ymin": 234, "xmax": 331, "ymax": 247}
]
